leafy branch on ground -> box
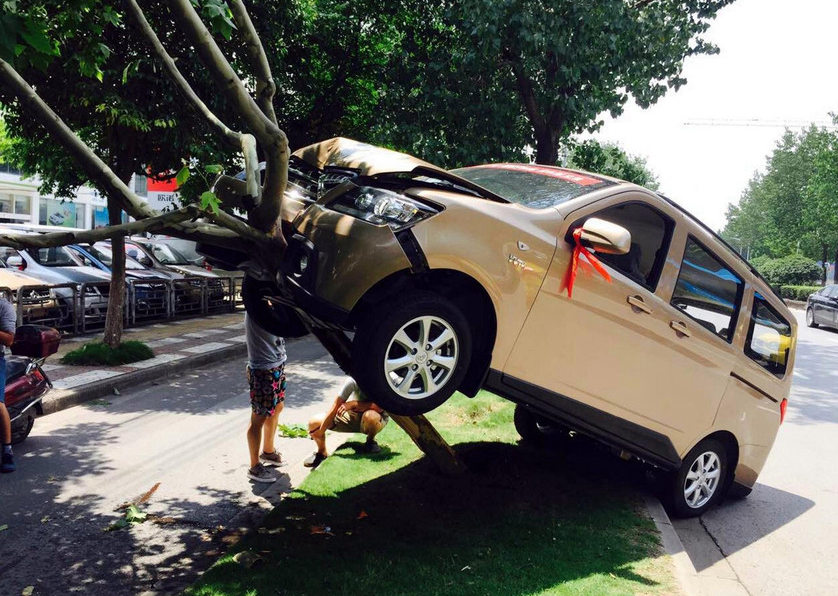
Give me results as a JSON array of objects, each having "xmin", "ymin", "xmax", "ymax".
[
  {"xmin": 278, "ymin": 423, "xmax": 310, "ymax": 438},
  {"xmin": 61, "ymin": 340, "xmax": 154, "ymax": 366}
]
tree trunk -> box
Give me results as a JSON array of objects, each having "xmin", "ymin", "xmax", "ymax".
[
  {"xmin": 833, "ymin": 246, "xmax": 838, "ymax": 285},
  {"xmin": 534, "ymin": 128, "xmax": 560, "ymax": 165},
  {"xmin": 823, "ymin": 244, "xmax": 829, "ymax": 285},
  {"xmin": 390, "ymin": 414, "xmax": 466, "ymax": 476},
  {"xmin": 103, "ymin": 198, "xmax": 126, "ymax": 348}
]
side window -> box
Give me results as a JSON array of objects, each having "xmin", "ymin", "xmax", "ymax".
[
  {"xmin": 745, "ymin": 294, "xmax": 792, "ymax": 378},
  {"xmin": 578, "ymin": 202, "xmax": 673, "ymax": 290},
  {"xmin": 670, "ymin": 237, "xmax": 744, "ymax": 342},
  {"xmin": 828, "ymin": 286, "xmax": 838, "ymax": 298}
]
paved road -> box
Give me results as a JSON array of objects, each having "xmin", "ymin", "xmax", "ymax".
[
  {"xmin": 0, "ymin": 337, "xmax": 345, "ymax": 596},
  {"xmin": 674, "ymin": 309, "xmax": 837, "ymax": 595}
]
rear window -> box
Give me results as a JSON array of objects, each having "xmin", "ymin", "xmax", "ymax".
[
  {"xmin": 745, "ymin": 293, "xmax": 792, "ymax": 378},
  {"xmin": 450, "ymin": 164, "xmax": 613, "ymax": 208}
]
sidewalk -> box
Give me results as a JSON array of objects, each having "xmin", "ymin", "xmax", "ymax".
[{"xmin": 40, "ymin": 310, "xmax": 248, "ymax": 414}]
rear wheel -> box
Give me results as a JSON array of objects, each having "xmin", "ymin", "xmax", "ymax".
[
  {"xmin": 667, "ymin": 438, "xmax": 728, "ymax": 518},
  {"xmin": 352, "ymin": 291, "xmax": 472, "ymax": 416},
  {"xmin": 11, "ymin": 414, "xmax": 34, "ymax": 445},
  {"xmin": 806, "ymin": 307, "xmax": 818, "ymax": 328}
]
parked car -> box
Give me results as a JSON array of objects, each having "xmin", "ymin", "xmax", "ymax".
[
  {"xmin": 806, "ymin": 285, "xmax": 838, "ymax": 329},
  {"xmin": 151, "ymin": 235, "xmax": 243, "ymax": 279},
  {"xmin": 242, "ymin": 138, "xmax": 796, "ymax": 517},
  {"xmin": 0, "ymin": 242, "xmax": 110, "ymax": 324},
  {"xmin": 0, "ymin": 267, "xmax": 64, "ymax": 325},
  {"xmin": 124, "ymin": 237, "xmax": 219, "ymax": 279}
]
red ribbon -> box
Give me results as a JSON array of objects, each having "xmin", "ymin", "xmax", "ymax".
[{"xmin": 563, "ymin": 228, "xmax": 612, "ymax": 298}]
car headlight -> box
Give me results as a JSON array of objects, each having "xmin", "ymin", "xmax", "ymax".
[{"xmin": 330, "ymin": 187, "xmax": 440, "ymax": 231}]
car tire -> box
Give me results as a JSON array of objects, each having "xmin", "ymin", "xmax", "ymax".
[
  {"xmin": 352, "ymin": 291, "xmax": 472, "ymax": 416},
  {"xmin": 806, "ymin": 307, "xmax": 818, "ymax": 328},
  {"xmin": 241, "ymin": 275, "xmax": 309, "ymax": 338},
  {"xmin": 667, "ymin": 438, "xmax": 728, "ymax": 518},
  {"xmin": 11, "ymin": 414, "xmax": 34, "ymax": 445}
]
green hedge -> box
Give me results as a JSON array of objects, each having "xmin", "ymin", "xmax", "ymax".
[
  {"xmin": 779, "ymin": 285, "xmax": 822, "ymax": 301},
  {"xmin": 756, "ymin": 254, "xmax": 821, "ymax": 286},
  {"xmin": 62, "ymin": 340, "xmax": 154, "ymax": 366}
]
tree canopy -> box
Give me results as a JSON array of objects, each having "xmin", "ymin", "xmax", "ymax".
[
  {"xmin": 721, "ymin": 123, "xmax": 838, "ymax": 282},
  {"xmin": 566, "ymin": 139, "xmax": 658, "ymax": 190}
]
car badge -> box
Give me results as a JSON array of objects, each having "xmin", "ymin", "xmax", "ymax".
[{"xmin": 508, "ymin": 254, "xmax": 527, "ymax": 270}]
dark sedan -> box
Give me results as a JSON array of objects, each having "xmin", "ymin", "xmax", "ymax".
[{"xmin": 806, "ymin": 285, "xmax": 838, "ymax": 329}]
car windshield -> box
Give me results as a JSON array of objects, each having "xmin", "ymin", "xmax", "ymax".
[
  {"xmin": 147, "ymin": 242, "xmax": 190, "ymax": 265},
  {"xmin": 450, "ymin": 164, "xmax": 613, "ymax": 208},
  {"xmin": 87, "ymin": 245, "xmax": 145, "ymax": 270},
  {"xmin": 155, "ymin": 238, "xmax": 201, "ymax": 263},
  {"xmin": 31, "ymin": 245, "xmax": 81, "ymax": 267}
]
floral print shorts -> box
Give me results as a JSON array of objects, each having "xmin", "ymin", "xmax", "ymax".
[{"xmin": 247, "ymin": 364, "xmax": 287, "ymax": 417}]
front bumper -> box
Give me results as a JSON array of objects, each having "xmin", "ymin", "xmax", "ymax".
[{"xmin": 281, "ymin": 203, "xmax": 414, "ymax": 324}]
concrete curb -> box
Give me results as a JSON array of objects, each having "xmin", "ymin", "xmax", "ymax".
[
  {"xmin": 644, "ymin": 494, "xmax": 698, "ymax": 596},
  {"xmin": 41, "ymin": 342, "xmax": 248, "ymax": 415}
]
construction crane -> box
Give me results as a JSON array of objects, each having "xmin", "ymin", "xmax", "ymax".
[{"xmin": 683, "ymin": 118, "xmax": 838, "ymax": 129}]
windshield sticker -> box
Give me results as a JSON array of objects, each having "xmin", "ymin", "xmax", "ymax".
[{"xmin": 475, "ymin": 164, "xmax": 605, "ymax": 186}]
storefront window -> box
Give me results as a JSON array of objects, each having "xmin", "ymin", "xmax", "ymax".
[{"xmin": 38, "ymin": 199, "xmax": 78, "ymax": 228}]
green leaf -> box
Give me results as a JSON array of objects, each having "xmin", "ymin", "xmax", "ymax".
[
  {"xmin": 204, "ymin": 164, "xmax": 223, "ymax": 174},
  {"xmin": 200, "ymin": 191, "xmax": 220, "ymax": 214},
  {"xmin": 125, "ymin": 504, "xmax": 148, "ymax": 524},
  {"xmin": 19, "ymin": 22, "xmax": 53, "ymax": 55},
  {"xmin": 0, "ymin": 523, "xmax": 8, "ymax": 532},
  {"xmin": 175, "ymin": 166, "xmax": 190, "ymax": 187}
]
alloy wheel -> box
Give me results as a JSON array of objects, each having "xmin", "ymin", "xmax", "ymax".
[
  {"xmin": 683, "ymin": 451, "xmax": 721, "ymax": 509},
  {"xmin": 384, "ymin": 315, "xmax": 459, "ymax": 400}
]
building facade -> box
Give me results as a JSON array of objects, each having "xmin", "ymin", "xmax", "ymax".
[{"xmin": 0, "ymin": 165, "xmax": 167, "ymax": 229}]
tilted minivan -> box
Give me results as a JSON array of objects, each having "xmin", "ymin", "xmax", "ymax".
[{"xmin": 245, "ymin": 138, "xmax": 796, "ymax": 517}]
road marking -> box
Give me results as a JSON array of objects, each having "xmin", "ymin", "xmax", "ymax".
[
  {"xmin": 181, "ymin": 342, "xmax": 231, "ymax": 354},
  {"xmin": 146, "ymin": 337, "xmax": 187, "ymax": 348},
  {"xmin": 130, "ymin": 353, "xmax": 187, "ymax": 369},
  {"xmin": 227, "ymin": 334, "xmax": 246, "ymax": 343}
]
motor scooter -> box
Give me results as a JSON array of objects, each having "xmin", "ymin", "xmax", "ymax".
[{"xmin": 4, "ymin": 325, "xmax": 61, "ymax": 444}]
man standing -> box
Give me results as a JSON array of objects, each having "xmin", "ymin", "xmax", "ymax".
[
  {"xmin": 245, "ymin": 313, "xmax": 287, "ymax": 483},
  {"xmin": 0, "ymin": 295, "xmax": 17, "ymax": 473},
  {"xmin": 304, "ymin": 378, "xmax": 388, "ymax": 468}
]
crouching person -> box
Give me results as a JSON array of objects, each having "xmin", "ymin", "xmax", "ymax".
[{"xmin": 305, "ymin": 378, "xmax": 387, "ymax": 468}]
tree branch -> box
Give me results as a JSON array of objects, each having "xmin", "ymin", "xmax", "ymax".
[
  {"xmin": 508, "ymin": 58, "xmax": 545, "ymax": 134},
  {"xmin": 126, "ymin": 0, "xmax": 261, "ymax": 203},
  {"xmin": 166, "ymin": 0, "xmax": 288, "ymax": 234},
  {"xmin": 229, "ymin": 0, "xmax": 278, "ymax": 125},
  {"xmin": 0, "ymin": 58, "xmax": 157, "ymax": 222},
  {"xmin": 125, "ymin": 0, "xmax": 242, "ymax": 149},
  {"xmin": 0, "ymin": 205, "xmax": 200, "ymax": 250}
]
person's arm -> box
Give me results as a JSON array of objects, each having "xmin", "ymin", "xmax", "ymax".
[
  {"xmin": 0, "ymin": 303, "xmax": 15, "ymax": 347},
  {"xmin": 344, "ymin": 401, "xmax": 383, "ymax": 414},
  {"xmin": 313, "ymin": 397, "xmax": 344, "ymax": 437}
]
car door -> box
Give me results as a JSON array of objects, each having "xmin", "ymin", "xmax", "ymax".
[
  {"xmin": 503, "ymin": 194, "xmax": 742, "ymax": 458},
  {"xmin": 824, "ymin": 286, "xmax": 838, "ymax": 327}
]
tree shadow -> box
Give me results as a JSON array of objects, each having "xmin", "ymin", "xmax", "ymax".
[
  {"xmin": 196, "ymin": 439, "xmax": 673, "ymax": 596},
  {"xmin": 0, "ymin": 419, "xmax": 274, "ymax": 595}
]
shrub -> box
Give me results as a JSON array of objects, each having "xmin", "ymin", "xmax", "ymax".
[
  {"xmin": 779, "ymin": 285, "xmax": 822, "ymax": 301},
  {"xmin": 756, "ymin": 254, "xmax": 820, "ymax": 286},
  {"xmin": 62, "ymin": 341, "xmax": 154, "ymax": 366}
]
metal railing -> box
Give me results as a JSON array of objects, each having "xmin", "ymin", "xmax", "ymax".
[{"xmin": 0, "ymin": 275, "xmax": 240, "ymax": 336}]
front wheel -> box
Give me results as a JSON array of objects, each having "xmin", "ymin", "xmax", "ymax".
[
  {"xmin": 667, "ymin": 438, "xmax": 728, "ymax": 518},
  {"xmin": 352, "ymin": 291, "xmax": 472, "ymax": 416},
  {"xmin": 806, "ymin": 307, "xmax": 818, "ymax": 328},
  {"xmin": 11, "ymin": 414, "xmax": 34, "ymax": 445}
]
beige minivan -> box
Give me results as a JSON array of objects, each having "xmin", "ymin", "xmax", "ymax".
[{"xmin": 250, "ymin": 138, "xmax": 797, "ymax": 516}]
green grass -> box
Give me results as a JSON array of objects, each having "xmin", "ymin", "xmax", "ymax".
[
  {"xmin": 61, "ymin": 340, "xmax": 154, "ymax": 366},
  {"xmin": 189, "ymin": 392, "xmax": 677, "ymax": 596}
]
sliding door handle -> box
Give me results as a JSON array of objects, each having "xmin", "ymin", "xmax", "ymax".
[
  {"xmin": 670, "ymin": 320, "xmax": 691, "ymax": 337},
  {"xmin": 627, "ymin": 295, "xmax": 652, "ymax": 314}
]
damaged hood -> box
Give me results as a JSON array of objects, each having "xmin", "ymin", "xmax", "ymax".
[{"xmin": 292, "ymin": 137, "xmax": 447, "ymax": 176}]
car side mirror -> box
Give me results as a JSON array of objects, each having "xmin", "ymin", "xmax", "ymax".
[
  {"xmin": 6, "ymin": 255, "xmax": 25, "ymax": 270},
  {"xmin": 579, "ymin": 218, "xmax": 631, "ymax": 255}
]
